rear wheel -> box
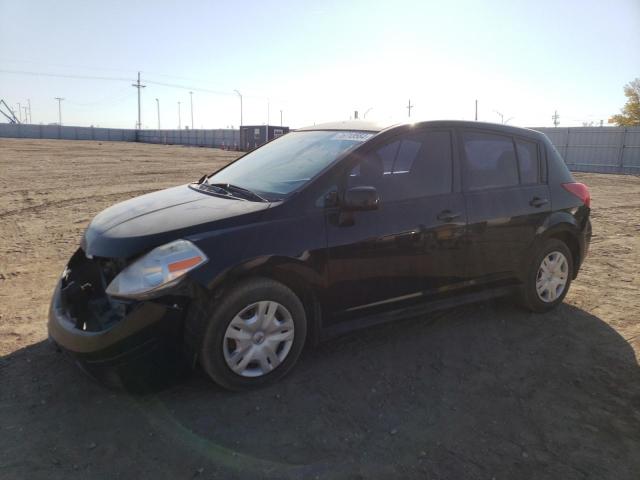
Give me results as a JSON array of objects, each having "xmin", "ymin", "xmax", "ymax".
[
  {"xmin": 197, "ymin": 278, "xmax": 307, "ymax": 391},
  {"xmin": 520, "ymin": 239, "xmax": 573, "ymax": 313}
]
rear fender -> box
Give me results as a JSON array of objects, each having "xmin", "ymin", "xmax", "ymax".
[{"xmin": 521, "ymin": 211, "xmax": 583, "ymax": 280}]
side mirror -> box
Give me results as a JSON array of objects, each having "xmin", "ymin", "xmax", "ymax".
[{"xmin": 342, "ymin": 186, "xmax": 379, "ymax": 211}]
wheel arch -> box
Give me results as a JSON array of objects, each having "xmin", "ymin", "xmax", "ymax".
[
  {"xmin": 535, "ymin": 212, "xmax": 583, "ymax": 279},
  {"xmin": 205, "ymin": 255, "xmax": 324, "ymax": 347}
]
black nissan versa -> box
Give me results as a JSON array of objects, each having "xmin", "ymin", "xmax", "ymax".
[{"xmin": 49, "ymin": 120, "xmax": 592, "ymax": 391}]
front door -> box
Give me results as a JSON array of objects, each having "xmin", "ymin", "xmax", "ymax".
[{"xmin": 324, "ymin": 129, "xmax": 468, "ymax": 323}]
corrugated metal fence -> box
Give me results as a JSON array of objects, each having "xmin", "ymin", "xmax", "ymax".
[
  {"xmin": 137, "ymin": 129, "xmax": 239, "ymax": 148},
  {"xmin": 0, "ymin": 123, "xmax": 137, "ymax": 142},
  {"xmin": 1, "ymin": 123, "xmax": 639, "ymax": 174},
  {"xmin": 0, "ymin": 124, "xmax": 239, "ymax": 149},
  {"xmin": 536, "ymin": 127, "xmax": 640, "ymax": 175}
]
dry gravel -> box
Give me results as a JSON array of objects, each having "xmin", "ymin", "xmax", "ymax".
[{"xmin": 0, "ymin": 138, "xmax": 639, "ymax": 479}]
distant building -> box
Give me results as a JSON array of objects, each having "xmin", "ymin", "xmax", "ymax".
[{"xmin": 240, "ymin": 125, "xmax": 289, "ymax": 150}]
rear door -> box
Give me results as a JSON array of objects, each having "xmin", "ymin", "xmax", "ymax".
[
  {"xmin": 460, "ymin": 129, "xmax": 550, "ymax": 284},
  {"xmin": 324, "ymin": 128, "xmax": 468, "ymax": 322}
]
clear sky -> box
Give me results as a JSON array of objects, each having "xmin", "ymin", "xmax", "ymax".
[{"xmin": 1, "ymin": 0, "xmax": 639, "ymax": 129}]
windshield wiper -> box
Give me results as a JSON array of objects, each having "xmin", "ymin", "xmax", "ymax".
[{"xmin": 207, "ymin": 183, "xmax": 268, "ymax": 202}]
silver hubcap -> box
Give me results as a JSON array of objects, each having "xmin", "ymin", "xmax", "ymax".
[
  {"xmin": 536, "ymin": 251, "xmax": 569, "ymax": 303},
  {"xmin": 223, "ymin": 301, "xmax": 295, "ymax": 378}
]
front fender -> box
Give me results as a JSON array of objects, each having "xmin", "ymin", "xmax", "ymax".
[{"xmin": 202, "ymin": 254, "xmax": 326, "ymax": 294}]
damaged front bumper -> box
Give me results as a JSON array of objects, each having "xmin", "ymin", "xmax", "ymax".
[{"xmin": 47, "ymin": 250, "xmax": 192, "ymax": 389}]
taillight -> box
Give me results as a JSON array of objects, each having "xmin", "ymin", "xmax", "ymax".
[{"xmin": 562, "ymin": 182, "xmax": 591, "ymax": 208}]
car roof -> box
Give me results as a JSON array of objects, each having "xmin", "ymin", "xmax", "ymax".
[
  {"xmin": 295, "ymin": 120, "xmax": 393, "ymax": 133},
  {"xmin": 296, "ymin": 119, "xmax": 545, "ymax": 139}
]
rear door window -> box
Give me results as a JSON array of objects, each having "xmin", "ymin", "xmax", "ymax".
[{"xmin": 462, "ymin": 131, "xmax": 519, "ymax": 191}]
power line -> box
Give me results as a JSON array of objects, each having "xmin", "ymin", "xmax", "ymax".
[
  {"xmin": 145, "ymin": 79, "xmax": 231, "ymax": 97},
  {"xmin": 0, "ymin": 69, "xmax": 131, "ymax": 82},
  {"xmin": 65, "ymin": 86, "xmax": 134, "ymax": 107},
  {"xmin": 0, "ymin": 68, "xmax": 276, "ymax": 100}
]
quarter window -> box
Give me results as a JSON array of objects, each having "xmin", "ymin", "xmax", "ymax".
[
  {"xmin": 462, "ymin": 132, "xmax": 519, "ymax": 191},
  {"xmin": 516, "ymin": 139, "xmax": 540, "ymax": 184}
]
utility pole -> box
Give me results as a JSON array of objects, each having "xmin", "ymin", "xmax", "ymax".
[
  {"xmin": 131, "ymin": 71, "xmax": 146, "ymax": 129},
  {"xmin": 155, "ymin": 98, "xmax": 160, "ymax": 129},
  {"xmin": 406, "ymin": 99, "xmax": 413, "ymax": 118},
  {"xmin": 177, "ymin": 101, "xmax": 182, "ymax": 129},
  {"xmin": 475, "ymin": 99, "xmax": 478, "ymax": 121},
  {"xmin": 552, "ymin": 110, "xmax": 560, "ymax": 127},
  {"xmin": 54, "ymin": 97, "xmax": 64, "ymax": 125},
  {"xmin": 494, "ymin": 110, "xmax": 504, "ymax": 124},
  {"xmin": 189, "ymin": 91, "xmax": 194, "ymax": 129},
  {"xmin": 27, "ymin": 99, "xmax": 32, "ymax": 124},
  {"xmin": 267, "ymin": 100, "xmax": 270, "ymax": 126},
  {"xmin": 280, "ymin": 109, "xmax": 283, "ymax": 127},
  {"xmin": 22, "ymin": 106, "xmax": 28, "ymax": 123},
  {"xmin": 17, "ymin": 102, "xmax": 22, "ymax": 123}
]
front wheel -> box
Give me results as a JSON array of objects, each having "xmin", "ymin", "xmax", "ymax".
[
  {"xmin": 519, "ymin": 239, "xmax": 573, "ymax": 313},
  {"xmin": 197, "ymin": 278, "xmax": 307, "ymax": 391}
]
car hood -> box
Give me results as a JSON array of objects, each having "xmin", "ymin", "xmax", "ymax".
[{"xmin": 82, "ymin": 184, "xmax": 272, "ymax": 258}]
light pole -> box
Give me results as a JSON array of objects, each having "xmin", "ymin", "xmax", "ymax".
[
  {"xmin": 54, "ymin": 97, "xmax": 64, "ymax": 125},
  {"xmin": 177, "ymin": 101, "xmax": 182, "ymax": 129},
  {"xmin": 493, "ymin": 110, "xmax": 513, "ymax": 124},
  {"xmin": 280, "ymin": 109, "xmax": 283, "ymax": 127},
  {"xmin": 189, "ymin": 91, "xmax": 194, "ymax": 129},
  {"xmin": 233, "ymin": 90, "xmax": 243, "ymax": 127},
  {"xmin": 234, "ymin": 89, "xmax": 243, "ymax": 147},
  {"xmin": 155, "ymin": 98, "xmax": 160, "ymax": 129}
]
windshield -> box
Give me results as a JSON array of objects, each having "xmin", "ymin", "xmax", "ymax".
[{"xmin": 207, "ymin": 130, "xmax": 374, "ymax": 200}]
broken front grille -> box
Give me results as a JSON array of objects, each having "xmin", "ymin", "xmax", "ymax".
[{"xmin": 60, "ymin": 249, "xmax": 129, "ymax": 332}]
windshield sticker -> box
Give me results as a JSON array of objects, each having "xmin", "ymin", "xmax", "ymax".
[{"xmin": 331, "ymin": 132, "xmax": 374, "ymax": 142}]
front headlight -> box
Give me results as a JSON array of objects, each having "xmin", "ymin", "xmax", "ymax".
[{"xmin": 106, "ymin": 239, "xmax": 208, "ymax": 299}]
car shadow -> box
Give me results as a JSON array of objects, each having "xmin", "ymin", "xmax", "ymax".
[{"xmin": 1, "ymin": 302, "xmax": 639, "ymax": 479}]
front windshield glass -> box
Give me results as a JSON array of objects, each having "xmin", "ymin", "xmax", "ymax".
[{"xmin": 207, "ymin": 130, "xmax": 374, "ymax": 200}]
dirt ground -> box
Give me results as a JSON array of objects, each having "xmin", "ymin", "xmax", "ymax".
[{"xmin": 1, "ymin": 138, "xmax": 639, "ymax": 479}]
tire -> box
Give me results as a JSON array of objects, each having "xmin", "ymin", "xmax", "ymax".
[
  {"xmin": 519, "ymin": 238, "xmax": 573, "ymax": 313},
  {"xmin": 194, "ymin": 277, "xmax": 307, "ymax": 391}
]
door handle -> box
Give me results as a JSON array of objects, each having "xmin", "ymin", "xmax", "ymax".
[
  {"xmin": 529, "ymin": 197, "xmax": 549, "ymax": 208},
  {"xmin": 437, "ymin": 210, "xmax": 461, "ymax": 222}
]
